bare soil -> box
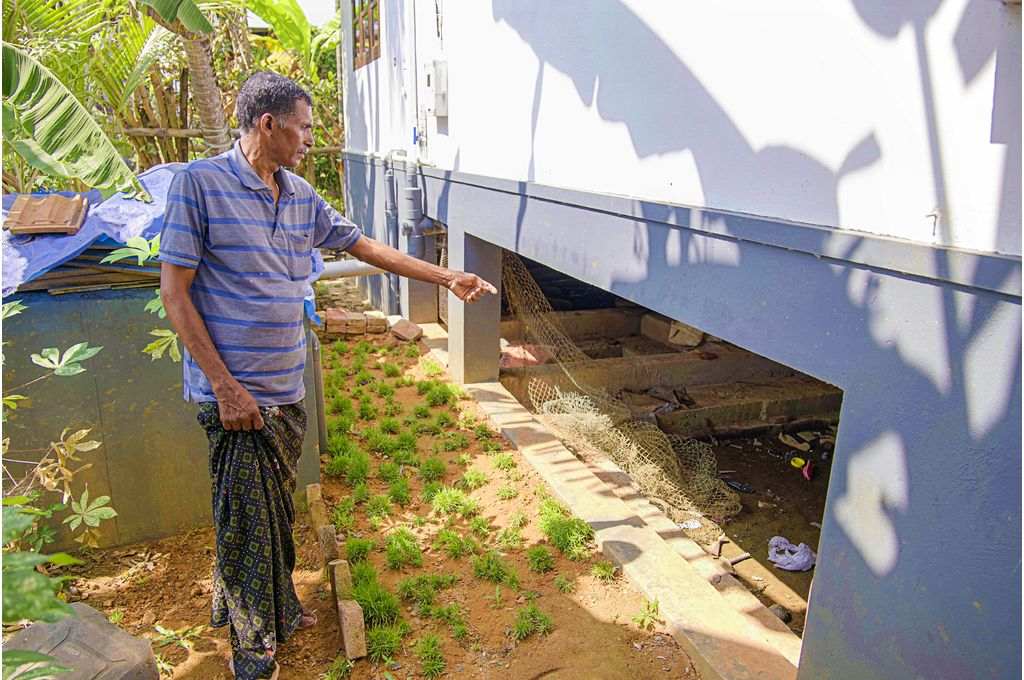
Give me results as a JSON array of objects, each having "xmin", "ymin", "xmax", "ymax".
[{"xmin": 64, "ymin": 329, "xmax": 700, "ymax": 679}]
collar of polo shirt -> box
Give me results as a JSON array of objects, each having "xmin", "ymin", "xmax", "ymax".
[{"xmin": 229, "ymin": 140, "xmax": 296, "ymax": 199}]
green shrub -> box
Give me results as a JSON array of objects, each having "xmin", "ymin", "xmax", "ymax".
[
  {"xmin": 383, "ymin": 401, "xmax": 402, "ymax": 417},
  {"xmin": 496, "ymin": 484, "xmax": 518, "ymax": 500},
  {"xmin": 481, "ymin": 440, "xmax": 503, "ymax": 454},
  {"xmin": 430, "ymin": 603, "xmax": 468, "ymax": 640},
  {"xmin": 435, "ymin": 431, "xmax": 470, "ymax": 452},
  {"xmin": 355, "ymin": 369, "xmax": 375, "ymax": 386},
  {"xmin": 365, "ymin": 428, "xmax": 394, "ymax": 455},
  {"xmin": 433, "ymin": 412, "xmax": 455, "ymax": 429},
  {"xmin": 351, "ymin": 481, "xmax": 370, "ymax": 504},
  {"xmin": 380, "ymin": 417, "xmax": 401, "ymax": 434},
  {"xmin": 382, "ymin": 363, "xmax": 401, "ymax": 378},
  {"xmin": 334, "ymin": 341, "xmax": 350, "ymax": 355},
  {"xmin": 473, "ymin": 423, "xmax": 494, "ymax": 440},
  {"xmin": 397, "ymin": 573, "xmax": 458, "ymax": 614},
  {"xmin": 425, "ymin": 384, "xmax": 456, "ymax": 407},
  {"xmin": 384, "ymin": 528, "xmax": 423, "ymax": 570},
  {"xmin": 414, "ymin": 634, "xmax": 445, "ymax": 679},
  {"xmin": 354, "ymin": 340, "xmax": 373, "ymax": 355},
  {"xmin": 332, "ymin": 502, "xmax": 355, "ymax": 533},
  {"xmin": 496, "ymin": 527, "xmax": 523, "ymax": 551},
  {"xmin": 388, "ymin": 477, "xmax": 412, "ymax": 506},
  {"xmin": 329, "ymin": 395, "xmax": 354, "ymax": 416},
  {"xmin": 526, "ymin": 546, "xmax": 555, "ymax": 573},
  {"xmin": 419, "ymin": 456, "xmax": 446, "ymax": 483},
  {"xmin": 471, "ymin": 551, "xmax": 519, "ymax": 588},
  {"xmin": 469, "ymin": 516, "xmax": 491, "ymax": 538},
  {"xmin": 351, "ymin": 561, "xmax": 378, "ymax": 587},
  {"xmin": 554, "ymin": 575, "xmax": 575, "ymax": 594},
  {"xmin": 508, "ymin": 511, "xmax": 528, "ymax": 530},
  {"xmin": 358, "ymin": 397, "xmax": 378, "ymax": 421},
  {"xmin": 345, "ymin": 537, "xmax": 374, "ymax": 563},
  {"xmin": 415, "ymin": 379, "xmax": 436, "ymax": 395},
  {"xmin": 413, "ymin": 404, "xmax": 431, "ymax": 419},
  {"xmin": 376, "ymin": 383, "xmax": 395, "ymax": 399},
  {"xmin": 511, "ymin": 604, "xmax": 554, "ymax": 640},
  {"xmin": 404, "ymin": 344, "xmax": 420, "ymax": 359}
]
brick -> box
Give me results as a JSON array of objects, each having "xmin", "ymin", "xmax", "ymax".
[
  {"xmin": 364, "ymin": 310, "xmax": 388, "ymax": 334},
  {"xmin": 329, "ymin": 559, "xmax": 354, "ymax": 600},
  {"xmin": 326, "ymin": 310, "xmax": 366, "ymax": 335},
  {"xmin": 337, "ymin": 600, "xmax": 367, "ymax": 659},
  {"xmin": 390, "ymin": 318, "xmax": 423, "ymax": 342}
]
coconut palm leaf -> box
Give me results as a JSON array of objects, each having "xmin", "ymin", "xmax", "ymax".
[
  {"xmin": 91, "ymin": 15, "xmax": 175, "ymax": 113},
  {"xmin": 2, "ymin": 42, "xmax": 148, "ymax": 199}
]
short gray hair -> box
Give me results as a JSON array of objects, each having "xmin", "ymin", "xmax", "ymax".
[{"xmin": 236, "ymin": 72, "xmax": 312, "ymax": 132}]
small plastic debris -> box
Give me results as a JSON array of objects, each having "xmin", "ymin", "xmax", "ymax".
[
  {"xmin": 801, "ymin": 459, "xmax": 814, "ymax": 481},
  {"xmin": 724, "ymin": 479, "xmax": 754, "ymax": 493},
  {"xmin": 678, "ymin": 519, "xmax": 702, "ymax": 530},
  {"xmin": 779, "ymin": 433, "xmax": 811, "ymax": 452},
  {"xmin": 768, "ymin": 536, "xmax": 816, "ymax": 572}
]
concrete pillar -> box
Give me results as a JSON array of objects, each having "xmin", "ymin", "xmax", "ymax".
[{"xmin": 447, "ymin": 228, "xmax": 502, "ymax": 384}]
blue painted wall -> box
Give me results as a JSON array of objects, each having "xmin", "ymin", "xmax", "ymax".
[{"xmin": 346, "ymin": 153, "xmax": 1021, "ymax": 679}]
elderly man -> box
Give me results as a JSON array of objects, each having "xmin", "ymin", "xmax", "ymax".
[{"xmin": 160, "ymin": 71, "xmax": 495, "ymax": 679}]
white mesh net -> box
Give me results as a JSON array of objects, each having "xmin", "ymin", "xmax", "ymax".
[{"xmin": 502, "ymin": 253, "xmax": 740, "ymax": 543}]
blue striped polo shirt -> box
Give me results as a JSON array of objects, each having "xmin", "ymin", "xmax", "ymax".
[{"xmin": 159, "ymin": 140, "xmax": 362, "ymax": 406}]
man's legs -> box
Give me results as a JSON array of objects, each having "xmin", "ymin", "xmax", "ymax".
[{"xmin": 199, "ymin": 403, "xmax": 307, "ymax": 680}]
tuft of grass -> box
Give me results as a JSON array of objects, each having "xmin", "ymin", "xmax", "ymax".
[
  {"xmin": 383, "ymin": 401, "xmax": 403, "ymax": 417},
  {"xmin": 384, "ymin": 527, "xmax": 423, "ymax": 569},
  {"xmin": 430, "ymin": 603, "xmax": 469, "ymax": 640},
  {"xmin": 345, "ymin": 537, "xmax": 374, "ymax": 563},
  {"xmin": 404, "ymin": 344, "xmax": 421, "ymax": 359},
  {"xmin": 425, "ymin": 383, "xmax": 456, "ymax": 407},
  {"xmin": 354, "ymin": 369, "xmax": 375, "ymax": 386},
  {"xmin": 539, "ymin": 499, "xmax": 593, "ymax": 560},
  {"xmin": 329, "ymin": 395, "xmax": 354, "ymax": 417},
  {"xmin": 413, "ymin": 404, "xmax": 431, "ymax": 419},
  {"xmin": 508, "ymin": 511, "xmax": 529, "ymax": 530},
  {"xmin": 511, "ymin": 604, "xmax": 554, "ymax": 641},
  {"xmin": 351, "ymin": 481, "xmax": 370, "ymax": 505},
  {"xmin": 434, "ymin": 431, "xmax": 470, "ymax": 452},
  {"xmin": 469, "ymin": 516, "xmax": 491, "ymax": 538},
  {"xmin": 473, "ymin": 423, "xmax": 494, "ymax": 440},
  {"xmin": 366, "ymin": 494, "xmax": 392, "ymax": 519},
  {"xmin": 431, "ymin": 487, "xmax": 478, "ymax": 517},
  {"xmin": 496, "ymin": 527, "xmax": 523, "ymax": 551},
  {"xmin": 344, "ymin": 450, "xmax": 371, "ymax": 486},
  {"xmin": 382, "ymin": 362, "xmax": 402, "ymax": 378},
  {"xmin": 420, "ymin": 481, "xmax": 443, "ymax": 503},
  {"xmin": 375, "ymin": 383, "xmax": 395, "ymax": 399},
  {"xmin": 493, "ymin": 453, "xmax": 517, "ymax": 471},
  {"xmin": 332, "ymin": 501, "xmax": 356, "ymax": 533},
  {"xmin": 459, "ymin": 469, "xmax": 488, "ymax": 491},
  {"xmin": 334, "ymin": 341, "xmax": 350, "ymax": 355},
  {"xmin": 481, "ymin": 440, "xmax": 503, "ymax": 454},
  {"xmin": 364, "ymin": 427, "xmax": 394, "ymax": 455},
  {"xmin": 378, "ymin": 461, "xmax": 401, "ymax": 483},
  {"xmin": 366, "ymin": 622, "xmax": 409, "ymax": 663},
  {"xmin": 456, "ymin": 453, "xmax": 472, "ymax": 467},
  {"xmin": 418, "ymin": 456, "xmax": 446, "ymax": 482},
  {"xmin": 433, "ymin": 412, "xmax": 455, "ymax": 429},
  {"xmin": 352, "ymin": 579, "xmax": 400, "ymax": 627},
  {"xmin": 380, "ymin": 417, "xmax": 401, "ymax": 434},
  {"xmin": 421, "ymin": 358, "xmax": 444, "ymax": 377},
  {"xmin": 397, "ymin": 573, "xmax": 459, "ymax": 614},
  {"xmin": 323, "ymin": 655, "xmax": 353, "ymax": 679},
  {"xmin": 351, "ymin": 561, "xmax": 378, "ymax": 587},
  {"xmin": 433, "ymin": 528, "xmax": 478, "ymax": 559},
  {"xmin": 591, "ymin": 560, "xmax": 617, "ymax": 581},
  {"xmin": 554, "ymin": 574, "xmax": 575, "ymax": 594},
  {"xmin": 497, "ymin": 484, "xmax": 519, "ymax": 501},
  {"xmin": 387, "ymin": 477, "xmax": 412, "ymax": 507},
  {"xmin": 632, "ymin": 598, "xmax": 663, "ymax": 631},
  {"xmin": 414, "ymin": 634, "xmax": 446, "ymax": 679},
  {"xmin": 526, "ymin": 546, "xmax": 556, "ymax": 573},
  {"xmin": 472, "ymin": 551, "xmax": 519, "ymax": 588},
  {"xmin": 358, "ymin": 397, "xmax": 378, "ymax": 421}
]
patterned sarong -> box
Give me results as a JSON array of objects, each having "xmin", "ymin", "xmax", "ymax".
[{"xmin": 198, "ymin": 403, "xmax": 307, "ymax": 680}]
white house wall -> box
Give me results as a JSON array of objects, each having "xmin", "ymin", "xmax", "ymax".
[{"xmin": 345, "ymin": 0, "xmax": 1021, "ymax": 256}]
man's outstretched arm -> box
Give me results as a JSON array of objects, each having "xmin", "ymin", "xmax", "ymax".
[
  {"xmin": 160, "ymin": 263, "xmax": 265, "ymax": 431},
  {"xmin": 347, "ymin": 235, "xmax": 497, "ymax": 303}
]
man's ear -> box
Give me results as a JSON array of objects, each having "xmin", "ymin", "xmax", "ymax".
[{"xmin": 261, "ymin": 114, "xmax": 274, "ymax": 133}]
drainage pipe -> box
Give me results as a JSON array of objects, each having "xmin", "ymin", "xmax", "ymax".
[
  {"xmin": 319, "ymin": 258, "xmax": 385, "ymax": 280},
  {"xmin": 401, "ymin": 167, "xmax": 435, "ymax": 259}
]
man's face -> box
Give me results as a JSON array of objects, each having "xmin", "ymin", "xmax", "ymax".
[{"xmin": 266, "ymin": 100, "xmax": 314, "ymax": 168}]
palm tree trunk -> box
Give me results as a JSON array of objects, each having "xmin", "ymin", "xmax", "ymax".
[{"xmin": 181, "ymin": 36, "xmax": 232, "ymax": 156}]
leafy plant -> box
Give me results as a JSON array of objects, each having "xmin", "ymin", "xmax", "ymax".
[
  {"xmin": 496, "ymin": 527, "xmax": 523, "ymax": 552},
  {"xmin": 413, "ymin": 404, "xmax": 431, "ymax": 419},
  {"xmin": 322, "ymin": 654, "xmax": 353, "ymax": 679},
  {"xmin": 331, "ymin": 503, "xmax": 355, "ymax": 533},
  {"xmin": 433, "ymin": 528, "xmax": 477, "ymax": 559},
  {"xmin": 366, "ymin": 494, "xmax": 392, "ymax": 519},
  {"xmin": 352, "ymin": 579, "xmax": 400, "ymax": 627},
  {"xmin": 632, "ymin": 599, "xmax": 663, "ymax": 631},
  {"xmin": 493, "ymin": 453, "xmax": 517, "ymax": 472},
  {"xmin": 431, "ymin": 487, "xmax": 477, "ymax": 518},
  {"xmin": 387, "ymin": 477, "xmax": 411, "ymax": 507},
  {"xmin": 526, "ymin": 546, "xmax": 555, "ymax": 573},
  {"xmin": 380, "ymin": 417, "xmax": 401, "ymax": 435},
  {"xmin": 419, "ymin": 456, "xmax": 446, "ymax": 483},
  {"xmin": 459, "ymin": 469, "xmax": 487, "ymax": 491},
  {"xmin": 398, "ymin": 573, "xmax": 458, "ymax": 614},
  {"xmin": 382, "ymin": 363, "xmax": 401, "ymax": 378},
  {"xmin": 142, "ymin": 329, "xmax": 182, "ymax": 362},
  {"xmin": 153, "ymin": 623, "xmax": 205, "ymax": 650},
  {"xmin": 420, "ymin": 481, "xmax": 443, "ymax": 504},
  {"xmin": 101, "ymin": 235, "xmax": 162, "ymax": 266},
  {"xmin": 554, "ymin": 575, "xmax": 575, "ymax": 594},
  {"xmin": 539, "ymin": 499, "xmax": 593, "ymax": 560},
  {"xmin": 344, "ymin": 450, "xmax": 371, "ymax": 486},
  {"xmin": 430, "ymin": 602, "xmax": 468, "ymax": 640},
  {"xmin": 497, "ymin": 484, "xmax": 518, "ymax": 501},
  {"xmin": 378, "ymin": 461, "xmax": 401, "ymax": 483},
  {"xmin": 366, "ymin": 622, "xmax": 407, "ymax": 663}
]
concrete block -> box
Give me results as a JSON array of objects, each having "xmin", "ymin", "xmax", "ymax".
[
  {"xmin": 5, "ymin": 603, "xmax": 158, "ymax": 679},
  {"xmin": 337, "ymin": 600, "xmax": 367, "ymax": 659},
  {"xmin": 317, "ymin": 525, "xmax": 339, "ymax": 565},
  {"xmin": 391, "ymin": 319, "xmax": 423, "ymax": 342},
  {"xmin": 326, "ymin": 310, "xmax": 366, "ymax": 335},
  {"xmin": 641, "ymin": 313, "xmax": 705, "ymax": 348},
  {"xmin": 329, "ymin": 559, "xmax": 354, "ymax": 600}
]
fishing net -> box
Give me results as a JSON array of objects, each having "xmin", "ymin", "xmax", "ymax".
[{"xmin": 502, "ymin": 253, "xmax": 740, "ymax": 543}]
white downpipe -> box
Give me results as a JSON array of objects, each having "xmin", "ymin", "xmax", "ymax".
[{"xmin": 320, "ymin": 259, "xmax": 385, "ymax": 279}]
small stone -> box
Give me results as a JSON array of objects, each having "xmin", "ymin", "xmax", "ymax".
[
  {"xmin": 390, "ymin": 318, "xmax": 423, "ymax": 341},
  {"xmin": 632, "ymin": 642, "xmax": 643, "ymax": 651},
  {"xmin": 769, "ymin": 604, "xmax": 792, "ymax": 623},
  {"xmin": 141, "ymin": 611, "xmax": 156, "ymax": 626}
]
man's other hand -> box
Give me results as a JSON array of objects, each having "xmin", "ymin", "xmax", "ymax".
[
  {"xmin": 215, "ymin": 380, "xmax": 265, "ymax": 431},
  {"xmin": 447, "ymin": 272, "xmax": 498, "ymax": 303}
]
